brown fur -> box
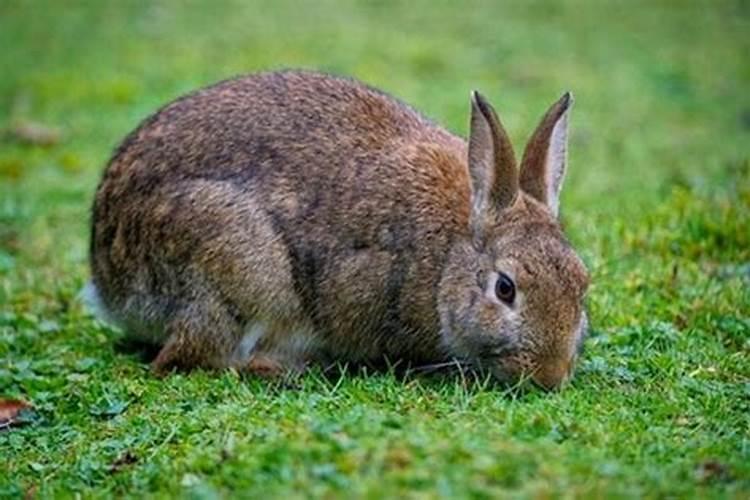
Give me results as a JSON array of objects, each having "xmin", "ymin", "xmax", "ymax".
[{"xmin": 89, "ymin": 70, "xmax": 589, "ymax": 389}]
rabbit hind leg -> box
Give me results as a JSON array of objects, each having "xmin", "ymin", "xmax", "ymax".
[{"xmin": 150, "ymin": 294, "xmax": 243, "ymax": 375}]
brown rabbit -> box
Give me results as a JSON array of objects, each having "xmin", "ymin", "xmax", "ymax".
[{"xmin": 85, "ymin": 70, "xmax": 589, "ymax": 389}]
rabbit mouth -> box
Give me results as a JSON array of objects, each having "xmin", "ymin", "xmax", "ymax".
[
  {"xmin": 472, "ymin": 334, "xmax": 521, "ymax": 361},
  {"xmin": 484, "ymin": 341, "xmax": 520, "ymax": 359},
  {"xmin": 465, "ymin": 335, "xmax": 531, "ymax": 382}
]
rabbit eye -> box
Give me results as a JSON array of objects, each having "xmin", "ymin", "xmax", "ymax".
[{"xmin": 495, "ymin": 272, "xmax": 516, "ymax": 304}]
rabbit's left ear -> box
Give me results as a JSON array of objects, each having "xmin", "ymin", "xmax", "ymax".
[{"xmin": 519, "ymin": 92, "xmax": 573, "ymax": 218}]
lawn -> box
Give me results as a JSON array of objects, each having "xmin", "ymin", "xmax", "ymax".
[{"xmin": 1, "ymin": 0, "xmax": 748, "ymax": 497}]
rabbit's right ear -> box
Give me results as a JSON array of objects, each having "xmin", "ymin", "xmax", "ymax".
[
  {"xmin": 519, "ymin": 92, "xmax": 573, "ymax": 218},
  {"xmin": 467, "ymin": 91, "xmax": 518, "ymax": 241}
]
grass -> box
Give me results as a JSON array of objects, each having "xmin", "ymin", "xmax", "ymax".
[{"xmin": 1, "ymin": 0, "xmax": 749, "ymax": 497}]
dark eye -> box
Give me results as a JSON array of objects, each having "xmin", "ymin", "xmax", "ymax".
[{"xmin": 495, "ymin": 272, "xmax": 516, "ymax": 304}]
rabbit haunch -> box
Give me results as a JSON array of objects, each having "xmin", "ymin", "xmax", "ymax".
[{"xmin": 88, "ymin": 70, "xmax": 589, "ymax": 388}]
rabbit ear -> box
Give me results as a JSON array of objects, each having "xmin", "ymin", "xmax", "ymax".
[
  {"xmin": 467, "ymin": 91, "xmax": 518, "ymax": 239},
  {"xmin": 519, "ymin": 92, "xmax": 573, "ymax": 218}
]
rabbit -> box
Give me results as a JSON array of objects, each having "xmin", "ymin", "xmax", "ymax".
[{"xmin": 85, "ymin": 69, "xmax": 589, "ymax": 389}]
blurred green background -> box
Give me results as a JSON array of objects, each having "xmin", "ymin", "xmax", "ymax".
[{"xmin": 1, "ymin": 1, "xmax": 748, "ymax": 497}]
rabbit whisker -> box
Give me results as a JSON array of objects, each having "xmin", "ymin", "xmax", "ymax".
[{"xmin": 411, "ymin": 358, "xmax": 471, "ymax": 373}]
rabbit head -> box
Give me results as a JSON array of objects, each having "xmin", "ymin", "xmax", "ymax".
[{"xmin": 439, "ymin": 91, "xmax": 589, "ymax": 390}]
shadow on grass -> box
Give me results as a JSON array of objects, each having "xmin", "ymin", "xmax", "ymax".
[{"xmin": 113, "ymin": 337, "xmax": 162, "ymax": 364}]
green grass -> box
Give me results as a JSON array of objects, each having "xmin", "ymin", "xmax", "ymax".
[{"xmin": 1, "ymin": 0, "xmax": 749, "ymax": 497}]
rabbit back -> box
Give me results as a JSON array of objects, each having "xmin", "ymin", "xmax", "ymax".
[{"xmin": 90, "ymin": 70, "xmax": 471, "ymax": 370}]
